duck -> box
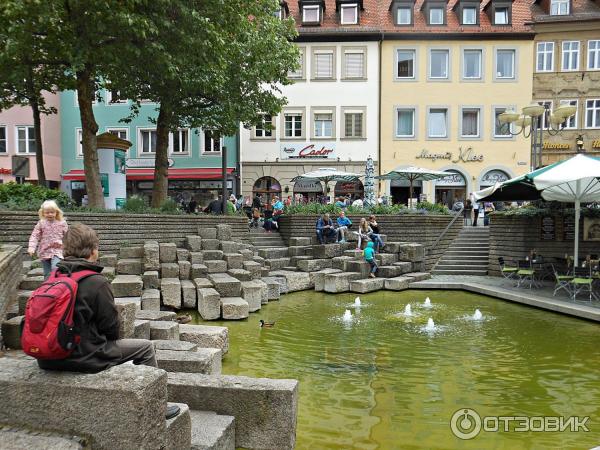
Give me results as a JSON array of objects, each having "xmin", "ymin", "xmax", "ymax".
[
  {"xmin": 175, "ymin": 314, "xmax": 192, "ymax": 324},
  {"xmin": 259, "ymin": 320, "xmax": 275, "ymax": 328}
]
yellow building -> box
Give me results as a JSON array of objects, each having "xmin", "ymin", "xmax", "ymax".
[{"xmin": 380, "ymin": 1, "xmax": 534, "ymax": 206}]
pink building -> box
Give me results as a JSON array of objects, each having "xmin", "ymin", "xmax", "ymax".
[{"xmin": 0, "ymin": 92, "xmax": 62, "ymax": 187}]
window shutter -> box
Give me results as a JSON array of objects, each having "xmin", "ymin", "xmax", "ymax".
[
  {"xmin": 315, "ymin": 53, "xmax": 333, "ymax": 78},
  {"xmin": 345, "ymin": 53, "xmax": 364, "ymax": 78}
]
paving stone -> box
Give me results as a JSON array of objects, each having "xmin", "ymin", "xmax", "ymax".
[
  {"xmin": 191, "ymin": 264, "xmax": 208, "ymax": 279},
  {"xmin": 345, "ymin": 260, "xmax": 371, "ymax": 278},
  {"xmin": 176, "ymin": 248, "xmax": 190, "ymax": 262},
  {"xmin": 377, "ymin": 266, "xmax": 404, "ymax": 278},
  {"xmin": 120, "ymin": 246, "xmax": 143, "ymax": 259},
  {"xmin": 376, "ymin": 253, "xmax": 398, "ymax": 265},
  {"xmin": 221, "ymin": 297, "xmax": 249, "ymax": 320},
  {"xmin": 201, "ymin": 239, "xmax": 221, "ymax": 251},
  {"xmin": 399, "ymin": 243, "xmax": 425, "ymax": 262},
  {"xmin": 143, "ymin": 242, "xmax": 160, "ymax": 271},
  {"xmin": 197, "ymin": 288, "xmax": 221, "ymax": 320},
  {"xmin": 161, "ymin": 278, "xmax": 182, "ymax": 309},
  {"xmin": 111, "ymin": 275, "xmax": 143, "ymax": 297},
  {"xmin": 289, "ymin": 237, "xmax": 312, "ymax": 246},
  {"xmin": 312, "ymin": 244, "xmax": 343, "ymax": 258},
  {"xmin": 149, "ymin": 320, "xmax": 180, "ymax": 340},
  {"xmin": 153, "ymin": 339, "xmax": 198, "ymax": 352},
  {"xmin": 260, "ymin": 277, "xmax": 281, "ymax": 301},
  {"xmin": 142, "ymin": 270, "xmax": 160, "ymax": 289},
  {"xmin": 216, "ymin": 224, "xmax": 233, "ymax": 241},
  {"xmin": 205, "ymin": 260, "xmax": 228, "ymax": 273},
  {"xmin": 350, "ymin": 278, "xmax": 385, "ymax": 293},
  {"xmin": 312, "ymin": 268, "xmax": 343, "ymax": 292},
  {"xmin": 384, "ymin": 276, "xmax": 412, "ymax": 291},
  {"xmin": 198, "ymin": 227, "xmax": 217, "ymax": 239},
  {"xmin": 134, "ymin": 319, "xmax": 151, "ymax": 339},
  {"xmin": 239, "ymin": 249, "xmax": 254, "ymax": 261},
  {"xmin": 141, "ymin": 289, "xmax": 161, "ymax": 310},
  {"xmin": 161, "ymin": 263, "xmax": 180, "ymax": 279},
  {"xmin": 404, "ymin": 272, "xmax": 431, "ymax": 282},
  {"xmin": 179, "ymin": 324, "xmax": 229, "ymax": 354},
  {"xmin": 98, "ymin": 253, "xmax": 118, "ymax": 267},
  {"xmin": 392, "ymin": 261, "xmax": 413, "ymax": 274},
  {"xmin": 135, "ymin": 310, "xmax": 177, "ymax": 321},
  {"xmin": 220, "ymin": 241, "xmax": 239, "ymax": 253},
  {"xmin": 227, "ymin": 268, "xmax": 253, "ymax": 281},
  {"xmin": 159, "ymin": 243, "xmax": 177, "ymax": 263},
  {"xmin": 193, "ymin": 277, "xmax": 213, "ymax": 289},
  {"xmin": 208, "ymin": 273, "xmax": 241, "ymax": 297},
  {"xmin": 243, "ymin": 261, "xmax": 262, "ymax": 279},
  {"xmin": 156, "ymin": 349, "xmax": 221, "ymax": 375},
  {"xmin": 223, "ymin": 253, "xmax": 244, "ymax": 270},
  {"xmin": 186, "ymin": 236, "xmax": 202, "ymax": 252},
  {"xmin": 324, "ymin": 272, "xmax": 362, "ymax": 293},
  {"xmin": 1, "ymin": 315, "xmax": 23, "ymax": 349},
  {"xmin": 189, "ymin": 252, "xmax": 204, "ymax": 265},
  {"xmin": 201, "ymin": 250, "xmax": 223, "ymax": 260},
  {"xmin": 179, "ymin": 261, "xmax": 191, "ymax": 280},
  {"xmin": 241, "ymin": 280, "xmax": 267, "ymax": 311},
  {"xmin": 181, "ymin": 280, "xmax": 197, "ymax": 309}
]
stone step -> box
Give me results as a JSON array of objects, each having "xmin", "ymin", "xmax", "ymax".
[
  {"xmin": 156, "ymin": 348, "xmax": 221, "ymax": 375},
  {"xmin": 166, "ymin": 402, "xmax": 192, "ymax": 450},
  {"xmin": 19, "ymin": 276, "xmax": 44, "ymax": 291},
  {"xmin": 208, "ymin": 273, "xmax": 241, "ymax": 297},
  {"xmin": 296, "ymin": 258, "xmax": 332, "ymax": 272},
  {"xmin": 437, "ymin": 259, "xmax": 488, "ymax": 266},
  {"xmin": 0, "ymin": 426, "xmax": 87, "ymax": 449},
  {"xmin": 112, "ymin": 275, "xmax": 143, "ymax": 297},
  {"xmin": 444, "ymin": 250, "xmax": 489, "ymax": 256},
  {"xmin": 432, "ymin": 269, "xmax": 488, "ymax": 275},
  {"xmin": 117, "ymin": 258, "xmax": 143, "ymax": 275},
  {"xmin": 179, "ymin": 324, "xmax": 229, "ymax": 354},
  {"xmin": 384, "ymin": 276, "xmax": 412, "ymax": 291},
  {"xmin": 265, "ymin": 257, "xmax": 291, "ymax": 270},
  {"xmin": 452, "ymin": 240, "xmax": 490, "ymax": 245},
  {"xmin": 350, "ymin": 278, "xmax": 385, "ymax": 293},
  {"xmin": 324, "ymin": 271, "xmax": 362, "ymax": 293},
  {"xmin": 435, "ymin": 264, "xmax": 488, "ymax": 271},
  {"xmin": 257, "ymin": 247, "xmax": 289, "ymax": 259},
  {"xmin": 241, "ymin": 280, "xmax": 268, "ymax": 311},
  {"xmin": 189, "ymin": 410, "xmax": 236, "ymax": 450},
  {"xmin": 221, "ymin": 297, "xmax": 250, "ymax": 320},
  {"xmin": 377, "ymin": 265, "xmax": 405, "ymax": 278}
]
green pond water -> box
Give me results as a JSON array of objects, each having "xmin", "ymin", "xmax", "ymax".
[{"xmin": 189, "ymin": 290, "xmax": 600, "ymax": 449}]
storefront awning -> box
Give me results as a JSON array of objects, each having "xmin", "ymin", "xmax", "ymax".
[{"xmin": 62, "ymin": 168, "xmax": 235, "ymax": 181}]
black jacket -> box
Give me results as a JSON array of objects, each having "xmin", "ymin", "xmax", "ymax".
[{"xmin": 37, "ymin": 258, "xmax": 122, "ymax": 373}]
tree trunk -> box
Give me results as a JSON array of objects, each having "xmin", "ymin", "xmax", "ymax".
[
  {"xmin": 30, "ymin": 98, "xmax": 46, "ymax": 186},
  {"xmin": 76, "ymin": 68, "xmax": 104, "ymax": 208},
  {"xmin": 151, "ymin": 105, "xmax": 171, "ymax": 208}
]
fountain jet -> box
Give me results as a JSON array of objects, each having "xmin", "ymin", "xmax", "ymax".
[
  {"xmin": 423, "ymin": 297, "xmax": 432, "ymax": 307},
  {"xmin": 354, "ymin": 297, "xmax": 361, "ymax": 307},
  {"xmin": 473, "ymin": 309, "xmax": 483, "ymax": 320},
  {"xmin": 425, "ymin": 318, "xmax": 435, "ymax": 331},
  {"xmin": 404, "ymin": 304, "xmax": 412, "ymax": 316},
  {"xmin": 343, "ymin": 310, "xmax": 353, "ymax": 322}
]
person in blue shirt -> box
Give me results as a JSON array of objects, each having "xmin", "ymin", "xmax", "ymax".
[
  {"xmin": 316, "ymin": 213, "xmax": 337, "ymax": 244},
  {"xmin": 364, "ymin": 241, "xmax": 378, "ymax": 278},
  {"xmin": 335, "ymin": 197, "xmax": 346, "ymax": 209},
  {"xmin": 336, "ymin": 211, "xmax": 352, "ymax": 243}
]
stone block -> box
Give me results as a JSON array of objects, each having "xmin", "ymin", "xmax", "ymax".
[
  {"xmin": 178, "ymin": 261, "xmax": 191, "ymax": 280},
  {"xmin": 252, "ymin": 255, "xmax": 265, "ymax": 265},
  {"xmin": 243, "ymin": 261, "xmax": 262, "ymax": 279},
  {"xmin": 142, "ymin": 270, "xmax": 160, "ymax": 290},
  {"xmin": 159, "ymin": 242, "xmax": 177, "ymax": 263},
  {"xmin": 198, "ymin": 288, "xmax": 221, "ymax": 321},
  {"xmin": 0, "ymin": 428, "xmax": 85, "ymax": 449},
  {"xmin": 384, "ymin": 276, "xmax": 411, "ymax": 291},
  {"xmin": 101, "ymin": 266, "xmax": 116, "ymax": 281},
  {"xmin": 134, "ymin": 319, "xmax": 151, "ymax": 339},
  {"xmin": 216, "ymin": 224, "xmax": 233, "ymax": 241},
  {"xmin": 297, "ymin": 258, "xmax": 332, "ymax": 272},
  {"xmin": 141, "ymin": 289, "xmax": 161, "ymax": 310},
  {"xmin": 179, "ymin": 324, "xmax": 229, "ymax": 354},
  {"xmin": 258, "ymin": 247, "xmax": 289, "ymax": 259},
  {"xmin": 289, "ymin": 237, "xmax": 312, "ymax": 246},
  {"xmin": 221, "ymin": 297, "xmax": 250, "ymax": 320},
  {"xmin": 198, "ymin": 227, "xmax": 217, "ymax": 239},
  {"xmin": 290, "ymin": 255, "xmax": 312, "ymax": 266},
  {"xmin": 323, "ymin": 272, "xmax": 362, "ymax": 293},
  {"xmin": 405, "ymin": 272, "xmax": 431, "ymax": 282},
  {"xmin": 17, "ymin": 290, "xmax": 33, "ymax": 315},
  {"xmin": 260, "ymin": 277, "xmax": 281, "ymax": 301},
  {"xmin": 344, "ymin": 260, "xmax": 371, "ymax": 278},
  {"xmin": 377, "ymin": 266, "xmax": 403, "ymax": 278},
  {"xmin": 266, "ymin": 272, "xmax": 289, "ymax": 293},
  {"xmin": 176, "ymin": 248, "xmax": 190, "ymax": 262},
  {"xmin": 266, "ymin": 257, "xmax": 291, "ymax": 270},
  {"xmin": 120, "ymin": 246, "xmax": 143, "ymax": 259},
  {"xmin": 261, "ymin": 267, "xmax": 272, "ymax": 277},
  {"xmin": 181, "ymin": 280, "xmax": 197, "ymax": 309},
  {"xmin": 239, "ymin": 249, "xmax": 254, "ymax": 261},
  {"xmin": 208, "ymin": 273, "xmax": 241, "ymax": 297},
  {"xmin": 191, "ymin": 264, "xmax": 208, "ymax": 279},
  {"xmin": 168, "ymin": 373, "xmax": 298, "ymax": 450},
  {"xmin": 399, "ymin": 243, "xmax": 425, "ymax": 262},
  {"xmin": 220, "ymin": 241, "xmax": 239, "ymax": 253},
  {"xmin": 223, "ymin": 253, "xmax": 244, "ymax": 270},
  {"xmin": 273, "ymin": 271, "xmax": 312, "ymax": 292},
  {"xmin": 19, "ymin": 276, "xmax": 44, "ymax": 291},
  {"xmin": 189, "ymin": 252, "xmax": 204, "ymax": 265},
  {"xmin": 312, "ymin": 268, "xmax": 343, "ymax": 291},
  {"xmin": 383, "ymin": 242, "xmax": 403, "ymax": 254},
  {"xmin": 241, "ymin": 280, "xmax": 267, "ymax": 311},
  {"xmin": 201, "ymin": 249, "xmax": 223, "ymax": 261},
  {"xmin": 111, "ymin": 275, "xmax": 143, "ymax": 298},
  {"xmin": 0, "ymin": 359, "xmax": 168, "ymax": 450},
  {"xmin": 161, "ymin": 278, "xmax": 182, "ymax": 309},
  {"xmin": 156, "ymin": 349, "xmax": 221, "ymax": 375},
  {"xmin": 312, "ymin": 244, "xmax": 343, "ymax": 258},
  {"xmin": 344, "ymin": 249, "xmax": 364, "ymax": 259},
  {"xmin": 193, "ymin": 277, "xmax": 213, "ymax": 289},
  {"xmin": 287, "ymin": 246, "xmax": 307, "ymax": 257},
  {"xmin": 114, "ymin": 295, "xmax": 141, "ymax": 312},
  {"xmin": 153, "ymin": 339, "xmax": 198, "ymax": 352},
  {"xmin": 135, "ymin": 310, "xmax": 177, "ymax": 321},
  {"xmin": 161, "ymin": 263, "xmax": 180, "ymax": 279},
  {"xmin": 166, "ymin": 402, "xmax": 191, "ymax": 450},
  {"xmin": 186, "ymin": 235, "xmax": 203, "ymax": 252},
  {"xmin": 149, "ymin": 320, "xmax": 180, "ymax": 340},
  {"xmin": 1, "ymin": 316, "xmax": 23, "ymax": 349},
  {"xmin": 332, "ymin": 255, "xmax": 353, "ymax": 271},
  {"xmin": 412, "ymin": 261, "xmax": 425, "ymax": 272},
  {"xmin": 98, "ymin": 253, "xmax": 118, "ymax": 267},
  {"xmin": 27, "ymin": 267, "xmax": 44, "ymax": 277},
  {"xmin": 143, "ymin": 242, "xmax": 160, "ymax": 271},
  {"xmin": 393, "ymin": 261, "xmax": 413, "ymax": 274},
  {"xmin": 227, "ymin": 268, "xmax": 252, "ymax": 281},
  {"xmin": 350, "ymin": 278, "xmax": 385, "ymax": 293},
  {"xmin": 189, "ymin": 410, "xmax": 235, "ymax": 450},
  {"xmin": 202, "ymin": 239, "xmax": 221, "ymax": 251},
  {"xmin": 376, "ymin": 253, "xmax": 398, "ymax": 265},
  {"xmin": 205, "ymin": 260, "xmax": 228, "ymax": 273}
]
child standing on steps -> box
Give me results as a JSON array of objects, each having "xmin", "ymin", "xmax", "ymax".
[
  {"xmin": 364, "ymin": 241, "xmax": 378, "ymax": 278},
  {"xmin": 28, "ymin": 200, "xmax": 69, "ymax": 279}
]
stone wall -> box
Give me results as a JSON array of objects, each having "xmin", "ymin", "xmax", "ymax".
[
  {"xmin": 277, "ymin": 214, "xmax": 462, "ymax": 270},
  {"xmin": 488, "ymin": 214, "xmax": 599, "ymax": 276},
  {"xmin": 0, "ymin": 211, "xmax": 249, "ymax": 254},
  {"xmin": 0, "ymin": 245, "xmax": 22, "ymax": 322}
]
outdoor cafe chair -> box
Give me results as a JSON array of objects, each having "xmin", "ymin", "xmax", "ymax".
[
  {"xmin": 569, "ymin": 267, "xmax": 595, "ymax": 303},
  {"xmin": 516, "ymin": 260, "xmax": 536, "ymax": 289},
  {"xmin": 498, "ymin": 257, "xmax": 518, "ymax": 283},
  {"xmin": 551, "ymin": 264, "xmax": 573, "ymax": 297}
]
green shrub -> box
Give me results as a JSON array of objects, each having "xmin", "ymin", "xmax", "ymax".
[
  {"xmin": 0, "ymin": 182, "xmax": 75, "ymax": 211},
  {"xmin": 282, "ymin": 201, "xmax": 449, "ymax": 216},
  {"xmin": 122, "ymin": 195, "xmax": 148, "ymax": 213},
  {"xmin": 159, "ymin": 198, "xmax": 180, "ymax": 214}
]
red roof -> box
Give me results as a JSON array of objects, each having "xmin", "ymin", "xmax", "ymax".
[
  {"xmin": 532, "ymin": 0, "xmax": 600, "ymax": 22},
  {"xmin": 62, "ymin": 168, "xmax": 235, "ymax": 182}
]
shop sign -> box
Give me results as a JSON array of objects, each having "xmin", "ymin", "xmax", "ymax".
[
  {"xmin": 416, "ymin": 150, "xmax": 452, "ymax": 162},
  {"xmin": 71, "ymin": 181, "xmax": 86, "ymax": 190},
  {"xmin": 415, "ymin": 146, "xmax": 483, "ymax": 163},
  {"xmin": 293, "ymin": 179, "xmax": 323, "ymax": 193},
  {"xmin": 0, "ymin": 168, "xmax": 11, "ymax": 175},
  {"xmin": 126, "ymin": 158, "xmax": 174, "ymax": 168},
  {"xmin": 593, "ymin": 140, "xmax": 600, "ymax": 149},
  {"xmin": 280, "ymin": 143, "xmax": 335, "ymax": 160},
  {"xmin": 542, "ymin": 142, "xmax": 570, "ymax": 150},
  {"xmin": 436, "ymin": 172, "xmax": 466, "ymax": 186},
  {"xmin": 481, "ymin": 170, "xmax": 509, "ymax": 186}
]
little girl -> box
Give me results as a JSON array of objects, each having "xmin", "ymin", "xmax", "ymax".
[{"xmin": 28, "ymin": 200, "xmax": 69, "ymax": 278}]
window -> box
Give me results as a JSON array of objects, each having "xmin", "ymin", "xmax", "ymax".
[
  {"xmin": 461, "ymin": 108, "xmax": 480, "ymax": 138},
  {"xmin": 343, "ymin": 49, "xmax": 365, "ymax": 79},
  {"xmin": 462, "ymin": 7, "xmax": 477, "ymax": 24},
  {"xmin": 313, "ymin": 49, "xmax": 335, "ymax": 79},
  {"xmin": 289, "ymin": 48, "xmax": 305, "ymax": 79},
  {"xmin": 140, "ymin": 129, "xmax": 157, "ymax": 154},
  {"xmin": 536, "ymin": 42, "xmax": 554, "ymax": 72},
  {"xmin": 106, "ymin": 89, "xmax": 127, "ymax": 104},
  {"xmin": 284, "ymin": 113, "xmax": 303, "ymax": 138},
  {"xmin": 560, "ymin": 100, "xmax": 578, "ymax": 129},
  {"xmin": 107, "ymin": 128, "xmax": 128, "ymax": 141},
  {"xmin": 538, "ymin": 101, "xmax": 553, "ymax": 129},
  {"xmin": 496, "ymin": 49, "xmax": 515, "ymax": 79},
  {"xmin": 396, "ymin": 109, "xmax": 415, "ymax": 138},
  {"xmin": 494, "ymin": 7, "xmax": 509, "ymax": 24},
  {"xmin": 493, "ymin": 107, "xmax": 512, "ymax": 138},
  {"xmin": 588, "ymin": 40, "xmax": 600, "ymax": 70},
  {"xmin": 396, "ymin": 49, "xmax": 415, "ymax": 79},
  {"xmin": 430, "ymin": 49, "xmax": 449, "ymax": 79},
  {"xmin": 428, "ymin": 108, "xmax": 448, "ymax": 138},
  {"xmin": 172, "ymin": 129, "xmax": 189, "ymax": 153},
  {"xmin": 0, "ymin": 126, "xmax": 6, "ymax": 153},
  {"xmin": 397, "ymin": 6, "xmax": 412, "ymax": 24},
  {"xmin": 463, "ymin": 49, "xmax": 482, "ymax": 79},
  {"xmin": 340, "ymin": 4, "xmax": 358, "ymax": 24},
  {"xmin": 16, "ymin": 126, "xmax": 36, "ymax": 154},
  {"xmin": 204, "ymin": 131, "xmax": 223, "ymax": 152},
  {"xmin": 562, "ymin": 41, "xmax": 579, "ymax": 71},
  {"xmin": 343, "ymin": 110, "xmax": 364, "ymax": 138},
  {"xmin": 314, "ymin": 113, "xmax": 333, "ymax": 138},
  {"xmin": 550, "ymin": 0, "xmax": 569, "ymax": 15},
  {"xmin": 254, "ymin": 114, "xmax": 273, "ymax": 138},
  {"xmin": 586, "ymin": 99, "xmax": 600, "ymax": 129},
  {"xmin": 76, "ymin": 129, "xmax": 83, "ymax": 156},
  {"xmin": 303, "ymin": 5, "xmax": 320, "ymax": 23},
  {"xmin": 429, "ymin": 7, "xmax": 444, "ymax": 24}
]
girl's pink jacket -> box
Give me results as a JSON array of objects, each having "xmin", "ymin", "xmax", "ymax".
[{"xmin": 28, "ymin": 219, "xmax": 69, "ymax": 260}]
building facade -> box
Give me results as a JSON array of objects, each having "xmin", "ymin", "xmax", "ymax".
[
  {"xmin": 0, "ymin": 93, "xmax": 62, "ymax": 186},
  {"xmin": 380, "ymin": 0, "xmax": 535, "ymax": 206},
  {"xmin": 240, "ymin": 0, "xmax": 380, "ymax": 204},
  {"xmin": 60, "ymin": 90, "xmax": 238, "ymax": 207},
  {"xmin": 532, "ymin": 0, "xmax": 600, "ymax": 165}
]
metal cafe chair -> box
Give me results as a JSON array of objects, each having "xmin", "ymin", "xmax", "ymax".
[
  {"xmin": 570, "ymin": 267, "xmax": 595, "ymax": 303},
  {"xmin": 551, "ymin": 263, "xmax": 573, "ymax": 297},
  {"xmin": 516, "ymin": 260, "xmax": 536, "ymax": 289},
  {"xmin": 498, "ymin": 257, "xmax": 518, "ymax": 283}
]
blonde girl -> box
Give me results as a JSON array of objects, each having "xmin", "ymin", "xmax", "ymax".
[
  {"xmin": 28, "ymin": 200, "xmax": 69, "ymax": 278},
  {"xmin": 355, "ymin": 217, "xmax": 373, "ymax": 250}
]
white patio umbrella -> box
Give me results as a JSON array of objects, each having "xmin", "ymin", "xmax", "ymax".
[
  {"xmin": 290, "ymin": 168, "xmax": 362, "ymax": 203},
  {"xmin": 376, "ymin": 165, "xmax": 452, "ymax": 207}
]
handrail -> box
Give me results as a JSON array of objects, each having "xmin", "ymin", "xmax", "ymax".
[{"xmin": 428, "ymin": 206, "xmax": 464, "ymax": 254}]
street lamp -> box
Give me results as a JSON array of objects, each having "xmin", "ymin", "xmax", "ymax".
[{"xmin": 498, "ymin": 103, "xmax": 576, "ymax": 170}]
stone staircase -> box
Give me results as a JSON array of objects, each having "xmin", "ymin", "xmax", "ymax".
[
  {"xmin": 248, "ymin": 228, "xmax": 285, "ymax": 248},
  {"xmin": 432, "ymin": 227, "xmax": 489, "ymax": 276}
]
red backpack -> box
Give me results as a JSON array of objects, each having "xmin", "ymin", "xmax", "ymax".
[{"xmin": 21, "ymin": 269, "xmax": 98, "ymax": 360}]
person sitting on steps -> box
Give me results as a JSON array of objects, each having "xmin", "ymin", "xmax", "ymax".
[
  {"xmin": 316, "ymin": 213, "xmax": 337, "ymax": 244},
  {"xmin": 336, "ymin": 211, "xmax": 352, "ymax": 243}
]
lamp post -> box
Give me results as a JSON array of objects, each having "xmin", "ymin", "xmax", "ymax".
[{"xmin": 498, "ymin": 103, "xmax": 576, "ymax": 170}]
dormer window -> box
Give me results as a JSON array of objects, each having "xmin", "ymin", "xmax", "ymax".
[
  {"xmin": 390, "ymin": 0, "xmax": 415, "ymax": 25},
  {"xmin": 300, "ymin": 0, "xmax": 325, "ymax": 25},
  {"xmin": 275, "ymin": 1, "xmax": 290, "ymax": 19},
  {"xmin": 421, "ymin": 0, "xmax": 447, "ymax": 25},
  {"xmin": 462, "ymin": 6, "xmax": 477, "ymax": 23},
  {"xmin": 341, "ymin": 4, "xmax": 358, "ymax": 23},
  {"xmin": 485, "ymin": 0, "xmax": 512, "ymax": 25},
  {"xmin": 453, "ymin": 0, "xmax": 479, "ymax": 25},
  {"xmin": 550, "ymin": 0, "xmax": 569, "ymax": 15},
  {"xmin": 430, "ymin": 7, "xmax": 444, "ymax": 23},
  {"xmin": 495, "ymin": 7, "xmax": 508, "ymax": 23}
]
